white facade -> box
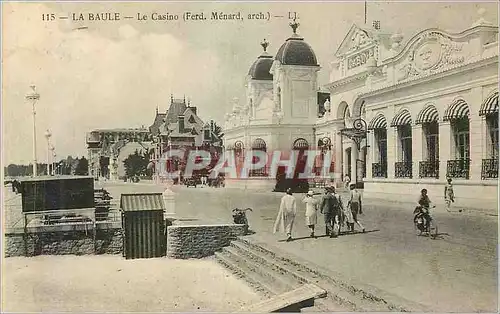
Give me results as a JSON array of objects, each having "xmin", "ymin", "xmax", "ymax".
[
  {"xmin": 224, "ymin": 13, "xmax": 498, "ymax": 209},
  {"xmin": 324, "ymin": 14, "xmax": 499, "ymax": 209}
]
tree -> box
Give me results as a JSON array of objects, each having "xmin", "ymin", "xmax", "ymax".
[
  {"xmin": 74, "ymin": 156, "xmax": 89, "ymax": 175},
  {"xmin": 123, "ymin": 150, "xmax": 149, "ymax": 179},
  {"xmin": 212, "ymin": 122, "xmax": 224, "ymax": 140}
]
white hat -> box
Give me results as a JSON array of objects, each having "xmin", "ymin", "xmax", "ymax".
[{"xmin": 307, "ymin": 191, "xmax": 314, "ymax": 196}]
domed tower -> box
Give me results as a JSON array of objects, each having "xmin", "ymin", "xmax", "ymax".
[
  {"xmin": 245, "ymin": 39, "xmax": 274, "ymax": 120},
  {"xmin": 270, "ymin": 19, "xmax": 320, "ymax": 125}
]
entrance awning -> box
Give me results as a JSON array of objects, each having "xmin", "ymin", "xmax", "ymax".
[
  {"xmin": 416, "ymin": 105, "xmax": 439, "ymax": 124},
  {"xmin": 390, "ymin": 109, "xmax": 412, "ymax": 127},
  {"xmin": 479, "ymin": 91, "xmax": 498, "ymax": 116},
  {"xmin": 367, "ymin": 114, "xmax": 387, "ymax": 129},
  {"xmin": 443, "ymin": 99, "xmax": 469, "ymax": 121}
]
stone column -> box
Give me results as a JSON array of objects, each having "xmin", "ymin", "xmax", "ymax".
[
  {"xmin": 343, "ymin": 143, "xmax": 349, "ymax": 179},
  {"xmin": 412, "ymin": 125, "xmax": 423, "ymax": 179},
  {"xmin": 386, "ymin": 127, "xmax": 396, "ymax": 178},
  {"xmin": 366, "ymin": 132, "xmax": 374, "ymax": 179},
  {"xmin": 469, "ymin": 112, "xmax": 483, "ymax": 181},
  {"xmin": 468, "ymin": 87, "xmax": 485, "ymax": 181},
  {"xmin": 334, "ymin": 131, "xmax": 343, "ymax": 185},
  {"xmin": 438, "ymin": 121, "xmax": 451, "ymax": 180}
]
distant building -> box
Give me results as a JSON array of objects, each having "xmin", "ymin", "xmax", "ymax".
[{"xmin": 86, "ymin": 96, "xmax": 222, "ymax": 180}]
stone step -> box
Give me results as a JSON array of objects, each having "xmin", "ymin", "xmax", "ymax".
[
  {"xmin": 232, "ymin": 239, "xmax": 358, "ymax": 311},
  {"xmin": 222, "ymin": 246, "xmax": 299, "ymax": 295},
  {"xmin": 237, "ymin": 237, "xmax": 426, "ymax": 312},
  {"xmin": 215, "ymin": 250, "xmax": 274, "ymax": 299},
  {"xmin": 239, "ymin": 283, "xmax": 326, "ymax": 313}
]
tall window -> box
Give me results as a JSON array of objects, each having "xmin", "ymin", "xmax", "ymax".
[
  {"xmin": 399, "ymin": 125, "xmax": 412, "ymax": 162},
  {"xmin": 487, "ymin": 115, "xmax": 499, "ymax": 159},
  {"xmin": 375, "ymin": 129, "xmax": 387, "ymax": 165},
  {"xmin": 453, "ymin": 117, "xmax": 470, "ymax": 160},
  {"xmin": 424, "ymin": 122, "xmax": 439, "ymax": 161}
]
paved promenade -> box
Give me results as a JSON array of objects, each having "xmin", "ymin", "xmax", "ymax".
[
  {"xmin": 4, "ymin": 181, "xmax": 496, "ymax": 312},
  {"xmin": 100, "ymin": 181, "xmax": 497, "ymax": 313}
]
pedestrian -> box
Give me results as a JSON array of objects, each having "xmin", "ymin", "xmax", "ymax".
[
  {"xmin": 302, "ymin": 190, "xmax": 319, "ymax": 238},
  {"xmin": 343, "ymin": 175, "xmax": 351, "ymax": 189},
  {"xmin": 273, "ymin": 188, "xmax": 297, "ymax": 242},
  {"xmin": 342, "ymin": 197, "xmax": 354, "ymax": 233},
  {"xmin": 320, "ymin": 186, "xmax": 342, "ymax": 238},
  {"xmin": 444, "ymin": 178, "xmax": 455, "ymax": 212},
  {"xmin": 348, "ymin": 184, "xmax": 365, "ymax": 233}
]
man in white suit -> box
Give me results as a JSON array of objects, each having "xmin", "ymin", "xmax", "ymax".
[{"xmin": 273, "ymin": 188, "xmax": 297, "ymax": 242}]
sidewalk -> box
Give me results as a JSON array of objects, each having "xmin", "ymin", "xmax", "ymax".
[{"xmin": 244, "ymin": 209, "xmax": 497, "ymax": 312}]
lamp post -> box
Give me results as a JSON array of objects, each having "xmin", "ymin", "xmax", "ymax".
[
  {"xmin": 44, "ymin": 129, "xmax": 52, "ymax": 176},
  {"xmin": 50, "ymin": 146, "xmax": 56, "ymax": 176},
  {"xmin": 25, "ymin": 85, "xmax": 40, "ymax": 176}
]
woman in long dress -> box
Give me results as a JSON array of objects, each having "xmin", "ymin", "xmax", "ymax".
[{"xmin": 302, "ymin": 191, "xmax": 319, "ymax": 238}]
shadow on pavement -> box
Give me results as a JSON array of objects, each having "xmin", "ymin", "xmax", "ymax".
[{"xmin": 276, "ymin": 229, "xmax": 380, "ymax": 242}]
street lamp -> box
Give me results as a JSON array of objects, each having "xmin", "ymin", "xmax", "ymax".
[
  {"xmin": 50, "ymin": 145, "xmax": 56, "ymax": 176},
  {"xmin": 44, "ymin": 129, "xmax": 52, "ymax": 176},
  {"xmin": 25, "ymin": 85, "xmax": 40, "ymax": 176}
]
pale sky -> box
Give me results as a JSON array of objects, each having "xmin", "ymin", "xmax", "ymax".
[{"xmin": 2, "ymin": 1, "xmax": 498, "ymax": 164}]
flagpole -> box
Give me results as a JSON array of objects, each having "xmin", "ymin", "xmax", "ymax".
[{"xmin": 364, "ymin": 0, "xmax": 367, "ymax": 25}]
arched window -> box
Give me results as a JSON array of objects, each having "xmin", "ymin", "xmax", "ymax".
[
  {"xmin": 479, "ymin": 91, "xmax": 498, "ymax": 179},
  {"xmin": 416, "ymin": 104, "xmax": 440, "ymax": 178},
  {"xmin": 444, "ymin": 98, "xmax": 470, "ymax": 179},
  {"xmin": 251, "ymin": 138, "xmax": 267, "ymax": 151},
  {"xmin": 368, "ymin": 114, "xmax": 388, "ymax": 178},
  {"xmin": 391, "ymin": 109, "xmax": 412, "ymax": 178},
  {"xmin": 250, "ymin": 138, "xmax": 267, "ymax": 177},
  {"xmin": 292, "ymin": 138, "xmax": 309, "ymax": 150}
]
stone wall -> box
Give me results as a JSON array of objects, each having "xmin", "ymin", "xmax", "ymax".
[
  {"xmin": 166, "ymin": 224, "xmax": 246, "ymax": 259},
  {"xmin": 4, "ymin": 228, "xmax": 123, "ymax": 257}
]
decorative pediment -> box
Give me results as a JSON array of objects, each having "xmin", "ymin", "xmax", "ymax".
[
  {"xmin": 335, "ymin": 24, "xmax": 376, "ymax": 57},
  {"xmin": 394, "ymin": 30, "xmax": 473, "ymax": 82}
]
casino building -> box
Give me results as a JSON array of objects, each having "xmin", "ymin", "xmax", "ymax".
[{"xmin": 223, "ymin": 10, "xmax": 498, "ymax": 209}]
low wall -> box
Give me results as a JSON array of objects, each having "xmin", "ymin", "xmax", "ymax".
[
  {"xmin": 364, "ymin": 179, "xmax": 498, "ymax": 212},
  {"xmin": 4, "ymin": 228, "xmax": 123, "ymax": 257},
  {"xmin": 166, "ymin": 224, "xmax": 246, "ymax": 259}
]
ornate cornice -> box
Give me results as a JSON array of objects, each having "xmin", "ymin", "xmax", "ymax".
[
  {"xmin": 324, "ymin": 72, "xmax": 370, "ymax": 90},
  {"xmin": 383, "ymin": 26, "xmax": 498, "ymax": 66},
  {"xmin": 359, "ymin": 54, "xmax": 498, "ymax": 99}
]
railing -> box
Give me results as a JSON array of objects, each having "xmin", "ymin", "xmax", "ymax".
[
  {"xmin": 481, "ymin": 159, "xmax": 498, "ymax": 179},
  {"xmin": 419, "ymin": 160, "xmax": 439, "ymax": 179},
  {"xmin": 249, "ymin": 168, "xmax": 268, "ymax": 177},
  {"xmin": 395, "ymin": 161, "xmax": 413, "ymax": 178},
  {"xmin": 447, "ymin": 159, "xmax": 470, "ymax": 179},
  {"xmin": 372, "ymin": 162, "xmax": 387, "ymax": 178}
]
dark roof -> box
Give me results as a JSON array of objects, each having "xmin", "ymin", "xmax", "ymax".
[
  {"xmin": 248, "ymin": 52, "xmax": 274, "ymax": 80},
  {"xmin": 120, "ymin": 193, "xmax": 165, "ymax": 212},
  {"xmin": 149, "ymin": 113, "xmax": 167, "ymax": 135},
  {"xmin": 165, "ymin": 100, "xmax": 187, "ymax": 124},
  {"xmin": 275, "ymin": 35, "xmax": 318, "ymax": 66}
]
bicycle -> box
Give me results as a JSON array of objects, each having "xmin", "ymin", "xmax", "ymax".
[{"xmin": 413, "ymin": 205, "xmax": 438, "ymax": 239}]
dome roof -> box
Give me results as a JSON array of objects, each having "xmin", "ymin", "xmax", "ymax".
[
  {"xmin": 248, "ymin": 52, "xmax": 273, "ymax": 80},
  {"xmin": 275, "ymin": 34, "xmax": 318, "ymax": 66}
]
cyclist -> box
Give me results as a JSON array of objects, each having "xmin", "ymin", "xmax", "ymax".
[{"xmin": 417, "ymin": 188, "xmax": 434, "ymax": 231}]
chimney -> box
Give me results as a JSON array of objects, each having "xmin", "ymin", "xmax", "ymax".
[
  {"xmin": 178, "ymin": 115, "xmax": 185, "ymax": 133},
  {"xmin": 190, "ymin": 106, "xmax": 197, "ymax": 115},
  {"xmin": 372, "ymin": 20, "xmax": 380, "ymax": 30}
]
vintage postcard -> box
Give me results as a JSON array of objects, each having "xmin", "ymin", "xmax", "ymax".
[{"xmin": 2, "ymin": 1, "xmax": 498, "ymax": 312}]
